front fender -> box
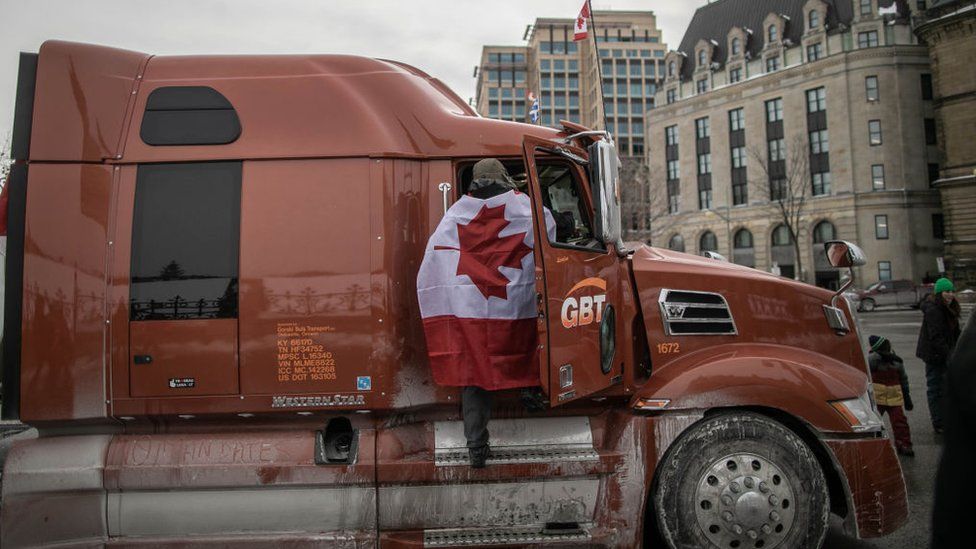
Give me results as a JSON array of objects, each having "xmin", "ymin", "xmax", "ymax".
[{"xmin": 632, "ymin": 343, "xmax": 867, "ymax": 433}]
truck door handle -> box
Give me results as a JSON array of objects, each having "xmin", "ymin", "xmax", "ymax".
[
  {"xmin": 133, "ymin": 355, "xmax": 153, "ymax": 365},
  {"xmin": 438, "ymin": 182, "xmax": 453, "ymax": 214}
]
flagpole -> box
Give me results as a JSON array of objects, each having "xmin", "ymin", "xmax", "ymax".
[{"xmin": 586, "ymin": 0, "xmax": 609, "ymax": 135}]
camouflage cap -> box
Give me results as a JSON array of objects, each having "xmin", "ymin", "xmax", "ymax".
[{"xmin": 470, "ymin": 158, "xmax": 515, "ymax": 193}]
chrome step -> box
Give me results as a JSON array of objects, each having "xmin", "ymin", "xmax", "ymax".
[
  {"xmin": 433, "ymin": 417, "xmax": 600, "ymax": 467},
  {"xmin": 424, "ymin": 525, "xmax": 592, "ymax": 547}
]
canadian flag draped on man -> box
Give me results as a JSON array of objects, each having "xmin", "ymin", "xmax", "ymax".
[{"xmin": 417, "ymin": 167, "xmax": 554, "ymax": 390}]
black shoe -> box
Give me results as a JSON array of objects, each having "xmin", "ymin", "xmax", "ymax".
[
  {"xmin": 520, "ymin": 387, "xmax": 547, "ymax": 413},
  {"xmin": 469, "ymin": 445, "xmax": 489, "ymax": 468},
  {"xmin": 897, "ymin": 447, "xmax": 915, "ymax": 457}
]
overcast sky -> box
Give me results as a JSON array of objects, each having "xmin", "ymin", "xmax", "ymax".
[{"xmin": 0, "ymin": 0, "xmax": 699, "ymax": 137}]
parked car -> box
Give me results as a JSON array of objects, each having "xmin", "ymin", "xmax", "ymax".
[{"xmin": 856, "ymin": 280, "xmax": 934, "ymax": 312}]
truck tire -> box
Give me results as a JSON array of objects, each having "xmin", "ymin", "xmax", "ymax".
[
  {"xmin": 860, "ymin": 298, "xmax": 875, "ymax": 312},
  {"xmin": 653, "ymin": 412, "xmax": 829, "ymax": 549}
]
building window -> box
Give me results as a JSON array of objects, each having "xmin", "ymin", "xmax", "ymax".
[
  {"xmin": 858, "ymin": 31, "xmax": 879, "ymax": 48},
  {"xmin": 665, "ymin": 125, "xmax": 678, "ymax": 146},
  {"xmin": 925, "ymin": 118, "xmax": 937, "ymax": 145},
  {"xmin": 766, "ymin": 56, "xmax": 780, "ymax": 72},
  {"xmin": 667, "ymin": 160, "xmax": 679, "ymax": 180},
  {"xmin": 698, "ymin": 49, "xmax": 707, "ymax": 67},
  {"xmin": 869, "ymin": 120, "xmax": 882, "ymax": 145},
  {"xmin": 729, "ymin": 108, "xmax": 745, "ymax": 132},
  {"xmin": 668, "ymin": 233, "xmax": 685, "ymax": 251},
  {"xmin": 698, "ymin": 153, "xmax": 712, "ymax": 175},
  {"xmin": 700, "ymin": 231, "xmax": 718, "ymax": 252},
  {"xmin": 667, "ymin": 181, "xmax": 680, "ymax": 214},
  {"xmin": 875, "ymin": 214, "xmax": 889, "ymax": 239},
  {"xmin": 695, "ymin": 117, "xmax": 711, "ymax": 139},
  {"xmin": 872, "ymin": 164, "xmax": 886, "ymax": 190},
  {"xmin": 729, "ymin": 67, "xmax": 742, "ymax": 83},
  {"xmin": 806, "ymin": 43, "xmax": 823, "ymax": 62},
  {"xmin": 731, "ymin": 146, "xmax": 746, "ymax": 168},
  {"xmin": 865, "ymin": 76, "xmax": 879, "ymax": 101},
  {"xmin": 878, "ymin": 261, "xmax": 892, "ymax": 281},
  {"xmin": 806, "ymin": 87, "xmax": 827, "ymax": 113},
  {"xmin": 772, "ymin": 224, "xmax": 793, "ymax": 246},
  {"xmin": 668, "ymin": 61, "xmax": 675, "ymax": 77},
  {"xmin": 932, "ymin": 213, "xmax": 945, "ymax": 239},
  {"xmin": 766, "ymin": 98, "xmax": 784, "ymax": 122},
  {"xmin": 768, "ymin": 138, "xmax": 786, "ymax": 162},
  {"xmin": 810, "ymin": 130, "xmax": 829, "ymax": 154},
  {"xmin": 768, "ymin": 24, "xmax": 778, "ymax": 43},
  {"xmin": 699, "ymin": 186, "xmax": 713, "ymax": 210},
  {"xmin": 734, "ymin": 228, "xmax": 754, "ymax": 249},
  {"xmin": 809, "ymin": 10, "xmax": 820, "ymax": 29},
  {"xmin": 666, "ymin": 88, "xmax": 677, "ymax": 104},
  {"xmin": 697, "ymin": 78, "xmax": 709, "ymax": 94},
  {"xmin": 770, "ymin": 178, "xmax": 787, "ymax": 201},
  {"xmin": 928, "ymin": 163, "xmax": 940, "ymax": 185},
  {"xmin": 860, "ymin": 0, "xmax": 873, "ymax": 16},
  {"xmin": 921, "ymin": 73, "xmax": 934, "ymax": 100},
  {"xmin": 731, "ymin": 37, "xmax": 741, "ymax": 55},
  {"xmin": 130, "ymin": 162, "xmax": 242, "ymax": 321},
  {"xmin": 732, "ymin": 180, "xmax": 748, "ymax": 206},
  {"xmin": 813, "ymin": 220, "xmax": 836, "ymax": 243},
  {"xmin": 812, "ymin": 172, "xmax": 831, "ymax": 196}
]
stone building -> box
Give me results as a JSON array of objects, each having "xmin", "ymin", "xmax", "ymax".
[
  {"xmin": 647, "ymin": 0, "xmax": 943, "ymax": 289},
  {"xmin": 472, "ymin": 11, "xmax": 668, "ymax": 242},
  {"xmin": 915, "ymin": 0, "xmax": 976, "ymax": 289}
]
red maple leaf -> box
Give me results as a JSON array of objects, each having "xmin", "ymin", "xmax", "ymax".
[{"xmin": 455, "ymin": 203, "xmax": 532, "ymax": 300}]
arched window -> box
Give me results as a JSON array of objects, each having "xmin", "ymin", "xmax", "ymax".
[
  {"xmin": 809, "ymin": 10, "xmax": 820, "ymax": 29},
  {"xmin": 700, "ymin": 231, "xmax": 718, "ymax": 252},
  {"xmin": 812, "ymin": 220, "xmax": 836, "ymax": 243},
  {"xmin": 731, "ymin": 37, "xmax": 741, "ymax": 55},
  {"xmin": 734, "ymin": 228, "xmax": 754, "ymax": 249},
  {"xmin": 698, "ymin": 49, "xmax": 707, "ymax": 67},
  {"xmin": 771, "ymin": 224, "xmax": 792, "ymax": 246},
  {"xmin": 768, "ymin": 24, "xmax": 778, "ymax": 43},
  {"xmin": 668, "ymin": 61, "xmax": 675, "ymax": 77},
  {"xmin": 668, "ymin": 234, "xmax": 685, "ymax": 252}
]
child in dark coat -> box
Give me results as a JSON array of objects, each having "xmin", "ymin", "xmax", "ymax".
[{"xmin": 869, "ymin": 335, "xmax": 914, "ymax": 456}]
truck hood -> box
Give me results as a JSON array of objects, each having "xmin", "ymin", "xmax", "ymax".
[{"xmin": 629, "ymin": 245, "xmax": 868, "ymax": 383}]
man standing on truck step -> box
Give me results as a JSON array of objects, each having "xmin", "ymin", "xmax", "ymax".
[
  {"xmin": 416, "ymin": 159, "xmax": 553, "ymax": 468},
  {"xmin": 915, "ymin": 277, "xmax": 962, "ymax": 434}
]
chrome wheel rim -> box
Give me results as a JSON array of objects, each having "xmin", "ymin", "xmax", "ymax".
[{"xmin": 694, "ymin": 453, "xmax": 796, "ymax": 549}]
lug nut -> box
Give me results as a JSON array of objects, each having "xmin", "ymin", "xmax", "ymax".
[
  {"xmin": 747, "ymin": 530, "xmax": 758, "ymax": 540},
  {"xmin": 730, "ymin": 482, "xmax": 741, "ymax": 493},
  {"xmin": 733, "ymin": 524, "xmax": 743, "ymax": 535},
  {"xmin": 770, "ymin": 511, "xmax": 781, "ymax": 522},
  {"xmin": 768, "ymin": 494, "xmax": 779, "ymax": 506},
  {"xmin": 761, "ymin": 524, "xmax": 772, "ymax": 534},
  {"xmin": 723, "ymin": 511, "xmax": 734, "ymax": 522},
  {"xmin": 759, "ymin": 481, "xmax": 770, "ymax": 493},
  {"xmin": 744, "ymin": 477, "xmax": 755, "ymax": 489},
  {"xmin": 722, "ymin": 495, "xmax": 734, "ymax": 506}
]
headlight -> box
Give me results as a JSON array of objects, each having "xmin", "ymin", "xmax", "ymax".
[{"xmin": 831, "ymin": 391, "xmax": 883, "ymax": 433}]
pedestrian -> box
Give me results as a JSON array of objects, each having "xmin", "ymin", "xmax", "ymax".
[
  {"xmin": 915, "ymin": 277, "xmax": 962, "ymax": 434},
  {"xmin": 867, "ymin": 335, "xmax": 913, "ymax": 456},
  {"xmin": 931, "ymin": 306, "xmax": 976, "ymax": 549}
]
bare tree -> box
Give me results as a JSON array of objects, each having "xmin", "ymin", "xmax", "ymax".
[
  {"xmin": 748, "ymin": 134, "xmax": 811, "ymax": 281},
  {"xmin": 621, "ymin": 160, "xmax": 682, "ymax": 248}
]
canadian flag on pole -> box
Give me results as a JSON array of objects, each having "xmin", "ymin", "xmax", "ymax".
[
  {"xmin": 417, "ymin": 190, "xmax": 554, "ymax": 390},
  {"xmin": 574, "ymin": 1, "xmax": 590, "ymax": 41}
]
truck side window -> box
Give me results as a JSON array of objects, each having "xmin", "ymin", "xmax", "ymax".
[
  {"xmin": 536, "ymin": 161, "xmax": 603, "ymax": 251},
  {"xmin": 130, "ymin": 162, "xmax": 242, "ymax": 321}
]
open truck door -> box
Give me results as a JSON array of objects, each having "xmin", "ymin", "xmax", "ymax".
[{"xmin": 522, "ymin": 136, "xmax": 624, "ymax": 406}]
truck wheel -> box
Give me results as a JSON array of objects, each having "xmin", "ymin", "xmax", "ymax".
[
  {"xmin": 653, "ymin": 412, "xmax": 829, "ymax": 549},
  {"xmin": 860, "ymin": 298, "xmax": 875, "ymax": 312}
]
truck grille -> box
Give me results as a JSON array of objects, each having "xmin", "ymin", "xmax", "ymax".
[{"xmin": 658, "ymin": 289, "xmax": 737, "ymax": 336}]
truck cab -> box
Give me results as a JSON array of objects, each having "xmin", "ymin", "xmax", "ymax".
[{"xmin": 1, "ymin": 41, "xmax": 906, "ymax": 548}]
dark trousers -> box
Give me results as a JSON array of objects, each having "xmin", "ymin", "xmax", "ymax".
[
  {"xmin": 879, "ymin": 405, "xmax": 912, "ymax": 449},
  {"xmin": 925, "ymin": 361, "xmax": 947, "ymax": 428},
  {"xmin": 462, "ymin": 386, "xmax": 491, "ymax": 449}
]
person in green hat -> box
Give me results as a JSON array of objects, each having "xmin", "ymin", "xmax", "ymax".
[{"xmin": 915, "ymin": 277, "xmax": 962, "ymax": 434}]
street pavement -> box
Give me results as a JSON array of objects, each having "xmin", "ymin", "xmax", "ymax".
[{"xmin": 825, "ymin": 307, "xmax": 944, "ymax": 548}]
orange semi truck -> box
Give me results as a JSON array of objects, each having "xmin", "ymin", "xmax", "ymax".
[{"xmin": 0, "ymin": 41, "xmax": 906, "ymax": 548}]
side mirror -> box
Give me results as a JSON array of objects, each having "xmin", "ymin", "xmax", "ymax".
[
  {"xmin": 824, "ymin": 240, "xmax": 866, "ymax": 269},
  {"xmin": 587, "ymin": 140, "xmax": 623, "ymax": 251}
]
